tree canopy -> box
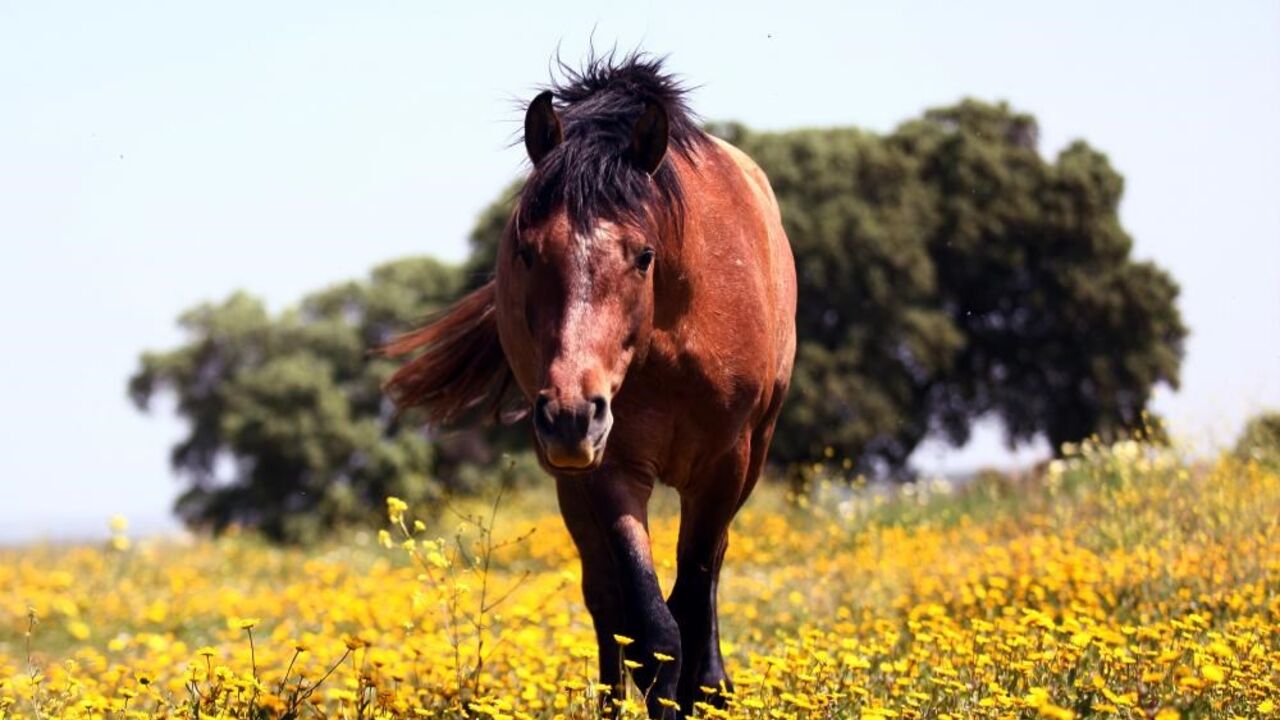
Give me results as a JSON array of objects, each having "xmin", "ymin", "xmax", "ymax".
[{"xmin": 132, "ymin": 99, "xmax": 1186, "ymax": 538}]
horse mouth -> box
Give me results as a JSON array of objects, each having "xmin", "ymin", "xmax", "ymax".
[{"xmin": 538, "ymin": 437, "xmax": 608, "ymax": 475}]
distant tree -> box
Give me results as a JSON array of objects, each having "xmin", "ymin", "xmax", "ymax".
[{"xmin": 129, "ymin": 258, "xmax": 465, "ymax": 542}]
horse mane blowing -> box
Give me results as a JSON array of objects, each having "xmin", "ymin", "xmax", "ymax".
[{"xmin": 383, "ymin": 52, "xmax": 709, "ymax": 424}]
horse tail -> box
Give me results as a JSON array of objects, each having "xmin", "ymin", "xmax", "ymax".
[{"xmin": 381, "ymin": 281, "xmax": 522, "ymax": 424}]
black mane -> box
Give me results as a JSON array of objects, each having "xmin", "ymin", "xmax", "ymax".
[{"xmin": 517, "ymin": 50, "xmax": 708, "ymax": 237}]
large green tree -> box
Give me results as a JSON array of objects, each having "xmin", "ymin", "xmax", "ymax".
[{"xmin": 907, "ymin": 102, "xmax": 1184, "ymax": 455}]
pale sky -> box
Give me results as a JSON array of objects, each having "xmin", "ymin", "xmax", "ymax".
[{"xmin": 2, "ymin": 1, "xmax": 1278, "ymax": 542}]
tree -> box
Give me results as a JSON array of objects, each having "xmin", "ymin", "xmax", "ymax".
[
  {"xmin": 129, "ymin": 258, "xmax": 464, "ymax": 542},
  {"xmin": 904, "ymin": 103, "xmax": 1184, "ymax": 455}
]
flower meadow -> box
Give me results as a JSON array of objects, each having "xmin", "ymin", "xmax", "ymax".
[{"xmin": 2, "ymin": 441, "xmax": 1278, "ymax": 719}]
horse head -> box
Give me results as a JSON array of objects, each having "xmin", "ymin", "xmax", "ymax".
[{"xmin": 495, "ymin": 91, "xmax": 672, "ymax": 473}]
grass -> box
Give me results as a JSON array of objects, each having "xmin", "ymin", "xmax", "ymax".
[{"xmin": 1, "ymin": 439, "xmax": 1278, "ymax": 719}]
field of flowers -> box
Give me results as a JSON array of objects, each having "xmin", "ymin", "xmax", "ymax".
[{"xmin": 2, "ymin": 440, "xmax": 1278, "ymax": 719}]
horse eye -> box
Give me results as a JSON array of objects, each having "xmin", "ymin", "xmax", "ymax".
[
  {"xmin": 635, "ymin": 248, "xmax": 655, "ymax": 273},
  {"xmin": 516, "ymin": 244, "xmax": 534, "ymax": 269}
]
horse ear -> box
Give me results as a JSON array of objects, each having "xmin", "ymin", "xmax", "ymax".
[
  {"xmin": 628, "ymin": 101, "xmax": 669, "ymax": 175},
  {"xmin": 524, "ymin": 91, "xmax": 562, "ymax": 166}
]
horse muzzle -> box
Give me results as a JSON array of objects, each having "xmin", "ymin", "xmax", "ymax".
[{"xmin": 533, "ymin": 392, "xmax": 612, "ymax": 473}]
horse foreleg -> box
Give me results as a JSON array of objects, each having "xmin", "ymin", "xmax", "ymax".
[
  {"xmin": 556, "ymin": 471, "xmax": 682, "ymax": 718},
  {"xmin": 558, "ymin": 476, "xmax": 625, "ymax": 703}
]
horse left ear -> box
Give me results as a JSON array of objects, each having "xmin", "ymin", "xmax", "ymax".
[
  {"xmin": 628, "ymin": 101, "xmax": 669, "ymax": 175},
  {"xmin": 524, "ymin": 91, "xmax": 562, "ymax": 166}
]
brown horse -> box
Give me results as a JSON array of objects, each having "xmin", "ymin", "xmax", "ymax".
[{"xmin": 385, "ymin": 53, "xmax": 796, "ymax": 717}]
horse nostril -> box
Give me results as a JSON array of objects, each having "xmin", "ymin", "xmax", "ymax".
[
  {"xmin": 590, "ymin": 396, "xmax": 609, "ymax": 423},
  {"xmin": 534, "ymin": 395, "xmax": 556, "ymax": 435}
]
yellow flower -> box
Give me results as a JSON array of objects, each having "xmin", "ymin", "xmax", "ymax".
[
  {"xmin": 612, "ymin": 634, "xmax": 635, "ymax": 647},
  {"xmin": 386, "ymin": 496, "xmax": 409, "ymax": 524},
  {"xmin": 1200, "ymin": 663, "xmax": 1226, "ymax": 683},
  {"xmin": 1038, "ymin": 704, "xmax": 1075, "ymax": 720},
  {"xmin": 65, "ymin": 620, "xmax": 90, "ymax": 640},
  {"xmin": 653, "ymin": 652, "xmax": 675, "ymax": 662}
]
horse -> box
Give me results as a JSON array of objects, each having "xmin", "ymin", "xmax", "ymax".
[{"xmin": 384, "ymin": 52, "xmax": 796, "ymax": 717}]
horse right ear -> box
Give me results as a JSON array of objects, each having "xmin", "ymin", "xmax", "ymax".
[{"xmin": 524, "ymin": 91, "xmax": 562, "ymax": 166}]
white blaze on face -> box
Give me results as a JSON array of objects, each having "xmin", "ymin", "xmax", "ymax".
[
  {"xmin": 562, "ymin": 223, "xmax": 614, "ymax": 335},
  {"xmin": 546, "ymin": 225, "xmax": 599, "ymax": 392},
  {"xmin": 561, "ymin": 230, "xmax": 592, "ymax": 339}
]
